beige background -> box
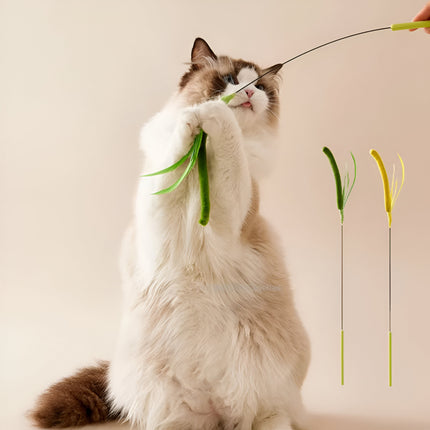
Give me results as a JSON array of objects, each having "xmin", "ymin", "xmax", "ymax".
[{"xmin": 1, "ymin": 0, "xmax": 429, "ymax": 429}]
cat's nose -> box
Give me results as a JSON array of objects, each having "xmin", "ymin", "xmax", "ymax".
[{"xmin": 245, "ymin": 89, "xmax": 254, "ymax": 98}]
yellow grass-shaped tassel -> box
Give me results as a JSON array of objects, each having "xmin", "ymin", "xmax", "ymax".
[{"xmin": 369, "ymin": 150, "xmax": 404, "ymax": 227}]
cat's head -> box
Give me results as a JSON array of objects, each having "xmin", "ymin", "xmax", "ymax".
[{"xmin": 178, "ymin": 38, "xmax": 282, "ymax": 135}]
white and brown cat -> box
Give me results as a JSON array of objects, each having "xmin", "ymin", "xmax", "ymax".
[{"xmin": 31, "ymin": 38, "xmax": 310, "ymax": 430}]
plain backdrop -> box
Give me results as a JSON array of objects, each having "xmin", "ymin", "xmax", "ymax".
[{"xmin": 1, "ymin": 0, "xmax": 429, "ymax": 429}]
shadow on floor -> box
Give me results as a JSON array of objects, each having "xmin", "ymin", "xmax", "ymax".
[{"xmin": 308, "ymin": 413, "xmax": 430, "ymax": 430}]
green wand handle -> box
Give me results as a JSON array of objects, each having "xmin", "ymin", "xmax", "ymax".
[
  {"xmin": 389, "ymin": 331, "xmax": 393, "ymax": 387},
  {"xmin": 341, "ymin": 329, "xmax": 344, "ymax": 385},
  {"xmin": 391, "ymin": 20, "xmax": 430, "ymax": 31}
]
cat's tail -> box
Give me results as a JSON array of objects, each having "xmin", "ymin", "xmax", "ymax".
[{"xmin": 29, "ymin": 361, "xmax": 119, "ymax": 428}]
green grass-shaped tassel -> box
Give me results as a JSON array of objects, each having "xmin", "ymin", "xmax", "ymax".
[
  {"xmin": 322, "ymin": 147, "xmax": 356, "ymax": 224},
  {"xmin": 143, "ymin": 132, "xmax": 202, "ymax": 195},
  {"xmin": 142, "ymin": 93, "xmax": 236, "ymax": 226}
]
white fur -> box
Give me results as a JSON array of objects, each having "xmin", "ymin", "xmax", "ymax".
[{"xmin": 108, "ymin": 66, "xmax": 309, "ymax": 430}]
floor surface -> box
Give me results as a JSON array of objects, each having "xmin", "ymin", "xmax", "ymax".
[{"xmin": 7, "ymin": 412, "xmax": 430, "ymax": 430}]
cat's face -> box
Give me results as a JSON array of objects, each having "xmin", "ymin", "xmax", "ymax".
[{"xmin": 179, "ymin": 38, "xmax": 281, "ymax": 134}]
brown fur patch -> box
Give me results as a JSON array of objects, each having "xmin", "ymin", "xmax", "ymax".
[
  {"xmin": 29, "ymin": 361, "xmax": 117, "ymax": 428},
  {"xmin": 241, "ymin": 179, "xmax": 260, "ymax": 239}
]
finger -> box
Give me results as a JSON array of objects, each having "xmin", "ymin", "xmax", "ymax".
[{"xmin": 412, "ymin": 5, "xmax": 430, "ymax": 22}]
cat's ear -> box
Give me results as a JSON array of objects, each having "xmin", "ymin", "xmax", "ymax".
[
  {"xmin": 191, "ymin": 38, "xmax": 217, "ymax": 68},
  {"xmin": 262, "ymin": 64, "xmax": 283, "ymax": 75}
]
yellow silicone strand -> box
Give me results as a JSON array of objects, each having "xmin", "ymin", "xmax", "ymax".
[
  {"xmin": 392, "ymin": 155, "xmax": 405, "ymax": 208},
  {"xmin": 370, "ymin": 149, "xmax": 392, "ymax": 226}
]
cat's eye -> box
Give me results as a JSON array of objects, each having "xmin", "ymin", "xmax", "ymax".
[
  {"xmin": 223, "ymin": 74, "xmax": 236, "ymax": 85},
  {"xmin": 256, "ymin": 83, "xmax": 265, "ymax": 91}
]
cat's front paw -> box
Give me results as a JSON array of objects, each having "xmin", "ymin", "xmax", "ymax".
[
  {"xmin": 177, "ymin": 107, "xmax": 202, "ymax": 146},
  {"xmin": 196, "ymin": 100, "xmax": 240, "ymax": 140}
]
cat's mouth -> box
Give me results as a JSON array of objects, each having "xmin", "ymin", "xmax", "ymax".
[{"xmin": 230, "ymin": 100, "xmax": 254, "ymax": 111}]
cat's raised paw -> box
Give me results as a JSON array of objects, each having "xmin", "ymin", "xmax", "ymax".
[
  {"xmin": 196, "ymin": 100, "xmax": 239, "ymax": 139},
  {"xmin": 178, "ymin": 107, "xmax": 201, "ymax": 144}
]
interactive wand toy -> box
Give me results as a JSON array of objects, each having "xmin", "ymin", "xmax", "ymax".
[
  {"xmin": 143, "ymin": 20, "xmax": 428, "ymax": 226},
  {"xmin": 370, "ymin": 150, "xmax": 405, "ymax": 386},
  {"xmin": 322, "ymin": 147, "xmax": 357, "ymax": 385}
]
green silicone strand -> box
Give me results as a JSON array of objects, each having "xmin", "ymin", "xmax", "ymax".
[
  {"xmin": 198, "ymin": 133, "xmax": 210, "ymax": 226},
  {"xmin": 323, "ymin": 147, "xmax": 344, "ymax": 217},
  {"xmin": 141, "ymin": 145, "xmax": 194, "ymax": 177},
  {"xmin": 343, "ymin": 152, "xmax": 357, "ymax": 205},
  {"xmin": 341, "ymin": 330, "xmax": 344, "ymax": 386},
  {"xmin": 389, "ymin": 331, "xmax": 392, "ymax": 387},
  {"xmin": 152, "ymin": 131, "xmax": 202, "ymax": 195},
  {"xmin": 391, "ymin": 20, "xmax": 430, "ymax": 31}
]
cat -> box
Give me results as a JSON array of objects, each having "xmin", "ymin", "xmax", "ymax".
[{"xmin": 30, "ymin": 38, "xmax": 310, "ymax": 430}]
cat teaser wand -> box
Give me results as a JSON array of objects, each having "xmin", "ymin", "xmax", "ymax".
[
  {"xmin": 370, "ymin": 150, "xmax": 405, "ymax": 386},
  {"xmin": 323, "ymin": 147, "xmax": 356, "ymax": 385},
  {"xmin": 143, "ymin": 20, "xmax": 428, "ymax": 225}
]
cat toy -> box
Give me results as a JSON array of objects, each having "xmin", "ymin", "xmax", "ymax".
[
  {"xmin": 143, "ymin": 20, "xmax": 429, "ymax": 226},
  {"xmin": 370, "ymin": 150, "xmax": 405, "ymax": 386},
  {"xmin": 322, "ymin": 147, "xmax": 357, "ymax": 385},
  {"xmin": 142, "ymin": 93, "xmax": 235, "ymax": 226}
]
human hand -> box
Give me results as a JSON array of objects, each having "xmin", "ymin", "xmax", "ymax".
[{"xmin": 411, "ymin": 1, "xmax": 430, "ymax": 33}]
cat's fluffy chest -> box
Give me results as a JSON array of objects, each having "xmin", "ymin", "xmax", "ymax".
[
  {"xmin": 131, "ymin": 99, "xmax": 272, "ymax": 288},
  {"xmin": 111, "ymin": 246, "xmax": 297, "ymax": 427}
]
